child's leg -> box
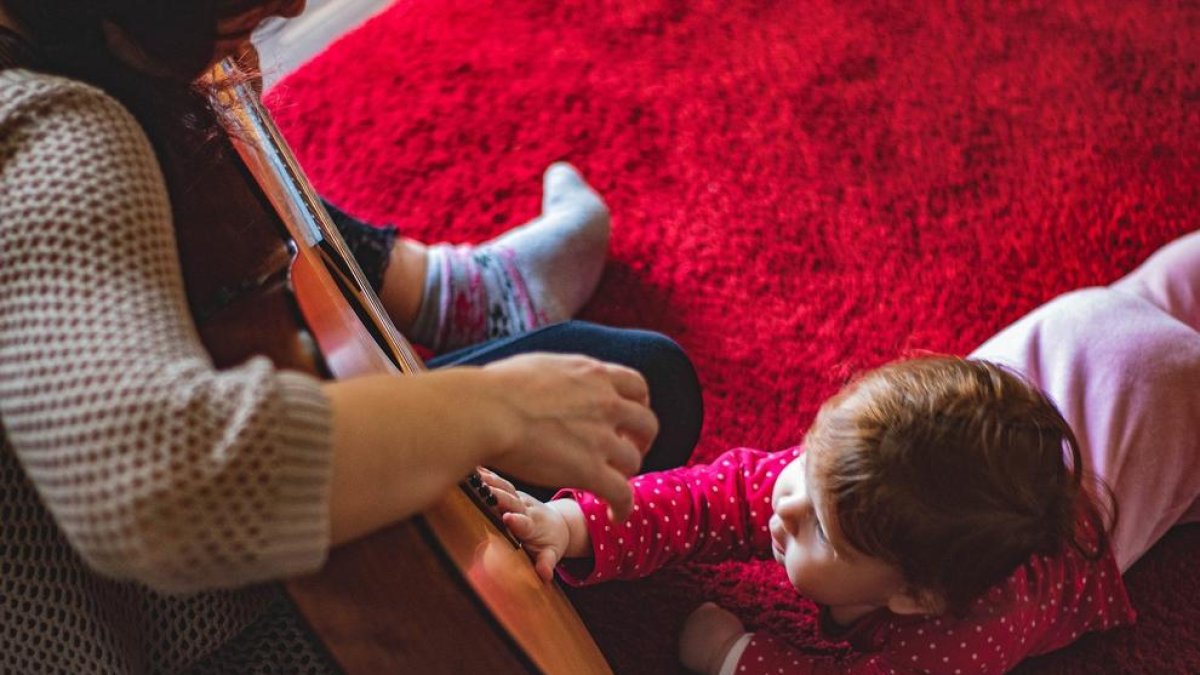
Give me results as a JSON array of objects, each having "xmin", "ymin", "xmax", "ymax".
[
  {"xmin": 970, "ymin": 288, "xmax": 1200, "ymax": 571},
  {"xmin": 1108, "ymin": 230, "xmax": 1200, "ymax": 530},
  {"xmin": 1107, "ymin": 230, "xmax": 1200, "ymax": 531},
  {"xmin": 1110, "ymin": 230, "xmax": 1200, "ymax": 331}
]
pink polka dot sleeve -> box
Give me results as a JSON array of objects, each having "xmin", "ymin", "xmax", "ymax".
[{"xmin": 554, "ymin": 447, "xmax": 801, "ymax": 585}]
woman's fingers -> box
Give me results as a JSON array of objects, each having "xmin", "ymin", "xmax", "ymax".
[
  {"xmin": 590, "ymin": 465, "xmax": 635, "ymax": 522},
  {"xmin": 614, "ymin": 398, "xmax": 659, "ymax": 455},
  {"xmin": 604, "ymin": 432, "xmax": 644, "ymax": 477},
  {"xmin": 605, "ymin": 363, "xmax": 651, "ymax": 406},
  {"xmin": 478, "ymin": 353, "xmax": 660, "ymax": 508}
]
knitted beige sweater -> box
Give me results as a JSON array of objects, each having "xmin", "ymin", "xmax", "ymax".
[{"xmin": 1, "ymin": 68, "xmax": 339, "ymax": 673}]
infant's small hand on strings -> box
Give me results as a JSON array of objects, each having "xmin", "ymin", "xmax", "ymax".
[
  {"xmin": 478, "ymin": 469, "xmax": 571, "ymax": 583},
  {"xmin": 679, "ymin": 602, "xmax": 748, "ymax": 675}
]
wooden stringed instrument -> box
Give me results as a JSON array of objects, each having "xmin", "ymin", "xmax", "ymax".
[{"xmin": 174, "ymin": 58, "xmax": 613, "ymax": 674}]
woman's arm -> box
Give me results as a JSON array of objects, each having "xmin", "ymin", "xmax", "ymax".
[
  {"xmin": 0, "ymin": 74, "xmax": 656, "ymax": 593},
  {"xmin": 324, "ymin": 353, "xmax": 658, "ymax": 547}
]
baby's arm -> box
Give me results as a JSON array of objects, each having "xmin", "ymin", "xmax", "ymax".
[
  {"xmin": 686, "ymin": 605, "xmax": 1032, "ymax": 672},
  {"xmin": 681, "ymin": 604, "xmax": 924, "ymax": 674},
  {"xmin": 479, "ymin": 469, "xmax": 592, "ymax": 582},
  {"xmin": 680, "ymin": 603, "xmax": 752, "ymax": 675},
  {"xmin": 488, "ymin": 447, "xmax": 796, "ymax": 586}
]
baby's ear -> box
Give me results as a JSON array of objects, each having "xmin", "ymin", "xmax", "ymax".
[{"xmin": 886, "ymin": 587, "xmax": 945, "ymax": 616}]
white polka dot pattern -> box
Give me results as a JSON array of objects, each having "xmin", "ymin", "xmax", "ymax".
[
  {"xmin": 556, "ymin": 447, "xmax": 783, "ymax": 585},
  {"xmin": 1, "ymin": 70, "xmax": 336, "ymax": 673}
]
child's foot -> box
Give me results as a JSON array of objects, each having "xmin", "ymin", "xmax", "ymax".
[{"xmin": 408, "ymin": 162, "xmax": 611, "ymax": 352}]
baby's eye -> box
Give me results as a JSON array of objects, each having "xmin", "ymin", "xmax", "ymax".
[{"xmin": 814, "ymin": 519, "xmax": 828, "ymax": 543}]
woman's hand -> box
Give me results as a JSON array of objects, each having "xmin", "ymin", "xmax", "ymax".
[
  {"xmin": 480, "ymin": 353, "xmax": 659, "ymax": 521},
  {"xmin": 479, "ymin": 470, "xmax": 575, "ymax": 582},
  {"xmin": 322, "ymin": 352, "xmax": 654, "ymax": 547},
  {"xmin": 679, "ymin": 602, "xmax": 748, "ymax": 675}
]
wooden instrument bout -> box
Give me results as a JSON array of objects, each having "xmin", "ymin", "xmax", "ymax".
[{"xmin": 197, "ymin": 59, "xmax": 612, "ymax": 674}]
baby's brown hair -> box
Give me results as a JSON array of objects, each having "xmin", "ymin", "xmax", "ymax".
[{"xmin": 805, "ymin": 357, "xmax": 1113, "ymax": 615}]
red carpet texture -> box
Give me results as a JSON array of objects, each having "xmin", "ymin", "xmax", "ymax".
[{"xmin": 268, "ymin": 1, "xmax": 1199, "ymax": 672}]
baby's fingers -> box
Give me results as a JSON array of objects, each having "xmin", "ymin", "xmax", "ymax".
[
  {"xmin": 487, "ymin": 485, "xmax": 526, "ymax": 515},
  {"xmin": 501, "ymin": 511, "xmax": 536, "ymax": 540},
  {"xmin": 502, "ymin": 513, "xmax": 559, "ymax": 581},
  {"xmin": 534, "ymin": 549, "xmax": 559, "ymax": 584},
  {"xmin": 478, "ymin": 468, "xmax": 519, "ymax": 497},
  {"xmin": 478, "ymin": 469, "xmax": 524, "ymax": 513}
]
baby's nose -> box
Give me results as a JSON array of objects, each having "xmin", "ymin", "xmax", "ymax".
[{"xmin": 774, "ymin": 491, "xmax": 809, "ymax": 526}]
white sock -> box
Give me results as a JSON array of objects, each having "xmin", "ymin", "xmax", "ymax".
[{"xmin": 409, "ymin": 162, "xmax": 611, "ymax": 352}]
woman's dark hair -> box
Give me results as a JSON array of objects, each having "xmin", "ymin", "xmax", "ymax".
[
  {"xmin": 805, "ymin": 356, "xmax": 1117, "ymax": 616},
  {"xmin": 5, "ymin": 0, "xmax": 277, "ymax": 158}
]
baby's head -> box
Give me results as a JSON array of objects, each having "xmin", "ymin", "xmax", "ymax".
[{"xmin": 773, "ymin": 357, "xmax": 1106, "ymax": 619}]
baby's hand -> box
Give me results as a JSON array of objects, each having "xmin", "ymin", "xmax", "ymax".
[
  {"xmin": 479, "ymin": 469, "xmax": 571, "ymax": 583},
  {"xmin": 679, "ymin": 602, "xmax": 748, "ymax": 675}
]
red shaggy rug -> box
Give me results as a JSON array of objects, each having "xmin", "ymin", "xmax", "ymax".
[{"xmin": 268, "ymin": 1, "xmax": 1199, "ymax": 672}]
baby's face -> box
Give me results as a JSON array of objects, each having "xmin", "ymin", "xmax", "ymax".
[{"xmin": 770, "ymin": 450, "xmax": 908, "ymax": 623}]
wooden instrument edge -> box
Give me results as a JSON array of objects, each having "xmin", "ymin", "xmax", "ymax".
[{"xmin": 210, "ymin": 60, "xmax": 613, "ymax": 675}]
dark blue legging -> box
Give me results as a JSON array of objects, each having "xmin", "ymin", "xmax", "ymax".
[{"xmin": 428, "ymin": 321, "xmax": 703, "ymax": 499}]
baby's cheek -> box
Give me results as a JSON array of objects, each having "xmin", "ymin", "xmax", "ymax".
[{"xmin": 783, "ymin": 548, "xmax": 817, "ymax": 594}]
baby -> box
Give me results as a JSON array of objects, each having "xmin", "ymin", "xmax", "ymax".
[
  {"xmin": 484, "ymin": 228, "xmax": 1200, "ymax": 673},
  {"xmin": 482, "ymin": 357, "xmax": 1130, "ymax": 673}
]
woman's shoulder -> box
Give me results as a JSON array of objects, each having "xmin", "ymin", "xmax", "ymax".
[
  {"xmin": 1, "ymin": 68, "xmax": 172, "ymax": 255},
  {"xmin": 0, "ymin": 68, "xmax": 157, "ymax": 170},
  {"xmin": 1, "ymin": 68, "xmax": 132, "ymax": 124},
  {"xmin": 1, "ymin": 68, "xmax": 167, "ymax": 215}
]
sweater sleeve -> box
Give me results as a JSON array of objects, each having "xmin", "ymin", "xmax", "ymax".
[
  {"xmin": 0, "ymin": 73, "xmax": 334, "ymax": 594},
  {"xmin": 555, "ymin": 447, "xmax": 800, "ymax": 584}
]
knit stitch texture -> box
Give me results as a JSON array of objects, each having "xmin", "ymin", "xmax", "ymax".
[{"xmin": 0, "ymin": 69, "xmax": 337, "ymax": 674}]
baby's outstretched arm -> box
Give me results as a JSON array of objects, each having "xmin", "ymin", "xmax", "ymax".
[{"xmin": 479, "ymin": 469, "xmax": 593, "ymax": 582}]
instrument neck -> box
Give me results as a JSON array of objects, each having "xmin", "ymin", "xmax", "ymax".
[{"xmin": 209, "ymin": 58, "xmax": 425, "ymax": 374}]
